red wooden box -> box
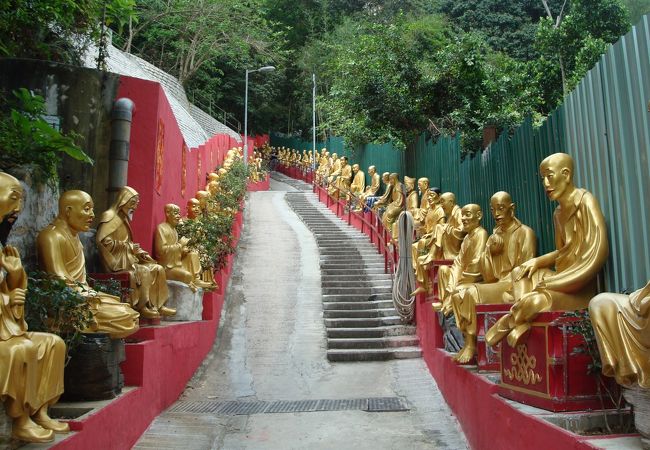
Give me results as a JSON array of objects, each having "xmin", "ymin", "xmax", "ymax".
[
  {"xmin": 476, "ymin": 304, "xmax": 511, "ymax": 371},
  {"xmin": 498, "ymin": 311, "xmax": 618, "ymax": 412}
]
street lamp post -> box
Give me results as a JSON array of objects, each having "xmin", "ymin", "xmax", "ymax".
[
  {"xmin": 312, "ymin": 73, "xmax": 316, "ymax": 176},
  {"xmin": 244, "ymin": 65, "xmax": 275, "ymax": 166}
]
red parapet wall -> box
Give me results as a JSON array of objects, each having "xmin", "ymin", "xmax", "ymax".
[{"xmin": 247, "ymin": 173, "xmax": 270, "ymax": 192}]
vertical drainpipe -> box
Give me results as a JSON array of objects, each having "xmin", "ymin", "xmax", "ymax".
[{"xmin": 108, "ymin": 98, "xmax": 134, "ymax": 203}]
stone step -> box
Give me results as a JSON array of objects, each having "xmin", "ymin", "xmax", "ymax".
[
  {"xmin": 322, "ymin": 280, "xmax": 392, "ymax": 288},
  {"xmin": 321, "ymin": 274, "xmax": 392, "ymax": 281},
  {"xmin": 320, "ymin": 263, "xmax": 386, "ymax": 270},
  {"xmin": 322, "ymin": 293, "xmax": 392, "ymax": 302},
  {"xmin": 327, "ymin": 336, "xmax": 420, "ymax": 349},
  {"xmin": 327, "ymin": 346, "xmax": 422, "ymax": 362},
  {"xmin": 326, "ymin": 325, "xmax": 416, "ymax": 339},
  {"xmin": 325, "ymin": 316, "xmax": 403, "ymax": 328},
  {"xmin": 324, "ymin": 308, "xmax": 397, "ymax": 319},
  {"xmin": 322, "ymin": 268, "xmax": 387, "ymax": 275},
  {"xmin": 322, "ymin": 300, "xmax": 395, "ymax": 310},
  {"xmin": 322, "ymin": 286, "xmax": 391, "ymax": 295}
]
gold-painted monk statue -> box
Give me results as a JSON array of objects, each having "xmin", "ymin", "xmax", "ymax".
[
  {"xmin": 486, "ymin": 153, "xmax": 609, "ymax": 347},
  {"xmin": 449, "ymin": 192, "xmax": 536, "ymax": 363},
  {"xmin": 0, "ymin": 172, "xmax": 69, "ymax": 443},
  {"xmin": 411, "ymin": 188, "xmax": 446, "ymax": 295},
  {"xmin": 348, "ymin": 163, "xmax": 365, "ymax": 203},
  {"xmin": 589, "ymin": 281, "xmax": 650, "ymax": 388},
  {"xmin": 433, "ymin": 204, "xmax": 488, "ymax": 316},
  {"xmin": 336, "ymin": 156, "xmax": 352, "ymax": 199},
  {"xmin": 371, "ymin": 172, "xmax": 392, "ymax": 216},
  {"xmin": 382, "ymin": 173, "xmax": 404, "ymax": 242},
  {"xmin": 412, "ymin": 177, "xmax": 430, "ymax": 233},
  {"xmin": 155, "ymin": 204, "xmax": 211, "ymax": 291},
  {"xmin": 96, "ymin": 187, "xmax": 175, "ymax": 319},
  {"xmin": 38, "ymin": 190, "xmax": 140, "ymax": 338},
  {"xmin": 187, "ymin": 198, "xmax": 201, "ymax": 220},
  {"xmin": 357, "ymin": 165, "xmax": 380, "ymax": 211}
]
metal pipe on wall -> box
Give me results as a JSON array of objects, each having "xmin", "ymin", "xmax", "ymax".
[{"xmin": 108, "ymin": 97, "xmax": 134, "ymax": 203}]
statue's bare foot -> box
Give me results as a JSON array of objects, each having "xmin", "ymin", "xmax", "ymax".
[
  {"xmin": 432, "ymin": 302, "xmax": 443, "ymax": 312},
  {"xmin": 454, "ymin": 343, "xmax": 476, "ymax": 364},
  {"xmin": 140, "ymin": 305, "xmax": 160, "ymax": 319},
  {"xmin": 158, "ymin": 306, "xmax": 177, "ymax": 317},
  {"xmin": 32, "ymin": 408, "xmax": 69, "ymax": 433},
  {"xmin": 410, "ymin": 286, "xmax": 427, "ymax": 297}
]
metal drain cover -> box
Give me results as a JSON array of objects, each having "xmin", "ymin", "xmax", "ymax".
[{"xmin": 168, "ymin": 397, "xmax": 409, "ymax": 415}]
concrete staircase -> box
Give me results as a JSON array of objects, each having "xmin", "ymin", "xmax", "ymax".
[{"xmin": 283, "ymin": 186, "xmax": 421, "ymax": 362}]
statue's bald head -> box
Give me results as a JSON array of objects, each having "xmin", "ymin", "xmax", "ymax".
[
  {"xmin": 540, "ymin": 153, "xmax": 573, "ymax": 177},
  {"xmin": 461, "ymin": 203, "xmax": 483, "ymax": 231},
  {"xmin": 382, "ymin": 172, "xmax": 390, "ymax": 182},
  {"xmin": 440, "ymin": 192, "xmax": 456, "ymax": 214},
  {"xmin": 59, "ymin": 190, "xmax": 92, "ymax": 213},
  {"xmin": 165, "ymin": 203, "xmax": 180, "ymax": 215},
  {"xmin": 0, "ymin": 172, "xmax": 23, "ymax": 223},
  {"xmin": 491, "ymin": 191, "xmax": 512, "ymax": 204}
]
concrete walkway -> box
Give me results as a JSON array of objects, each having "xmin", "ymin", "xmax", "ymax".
[{"xmin": 134, "ymin": 177, "xmax": 468, "ymax": 450}]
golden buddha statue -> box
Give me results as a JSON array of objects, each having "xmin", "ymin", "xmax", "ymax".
[
  {"xmin": 96, "ymin": 187, "xmax": 175, "ymax": 320},
  {"xmin": 405, "ymin": 176, "xmax": 419, "ymax": 213},
  {"xmin": 187, "ymin": 198, "xmax": 201, "ymax": 220},
  {"xmin": 433, "ymin": 204, "xmax": 487, "ymax": 315},
  {"xmin": 411, "ymin": 188, "xmax": 446, "ymax": 295},
  {"xmin": 155, "ymin": 204, "xmax": 210, "ymax": 291},
  {"xmin": 195, "ymin": 190, "xmax": 211, "ymax": 216},
  {"xmin": 449, "ymin": 192, "xmax": 536, "ymax": 363},
  {"xmin": 589, "ymin": 282, "xmax": 650, "ymax": 388},
  {"xmin": 382, "ymin": 173, "xmax": 404, "ymax": 242},
  {"xmin": 38, "ymin": 190, "xmax": 140, "ymax": 337},
  {"xmin": 0, "ymin": 172, "xmax": 69, "ymax": 443},
  {"xmin": 336, "ymin": 156, "xmax": 352, "ymax": 199},
  {"xmin": 349, "ymin": 163, "xmax": 365, "ymax": 199},
  {"xmin": 486, "ymin": 153, "xmax": 609, "ymax": 347},
  {"xmin": 413, "ymin": 177, "xmax": 430, "ymax": 232},
  {"xmin": 371, "ymin": 172, "xmax": 393, "ymax": 215},
  {"xmin": 358, "ymin": 165, "xmax": 380, "ymax": 207}
]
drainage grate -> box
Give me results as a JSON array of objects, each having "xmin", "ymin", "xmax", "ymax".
[
  {"xmin": 367, "ymin": 397, "xmax": 409, "ymax": 412},
  {"xmin": 168, "ymin": 397, "xmax": 409, "ymax": 415}
]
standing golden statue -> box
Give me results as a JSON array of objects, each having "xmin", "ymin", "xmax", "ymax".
[
  {"xmin": 0, "ymin": 172, "xmax": 69, "ymax": 443},
  {"xmin": 96, "ymin": 187, "xmax": 175, "ymax": 320},
  {"xmin": 449, "ymin": 192, "xmax": 536, "ymax": 363},
  {"xmin": 38, "ymin": 190, "xmax": 140, "ymax": 338},
  {"xmin": 589, "ymin": 281, "xmax": 650, "ymax": 388},
  {"xmin": 486, "ymin": 153, "xmax": 609, "ymax": 347},
  {"xmin": 433, "ymin": 204, "xmax": 488, "ymax": 316},
  {"xmin": 155, "ymin": 204, "xmax": 211, "ymax": 291}
]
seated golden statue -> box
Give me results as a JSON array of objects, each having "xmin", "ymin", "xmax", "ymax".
[
  {"xmin": 0, "ymin": 172, "xmax": 69, "ymax": 443},
  {"xmin": 335, "ymin": 156, "xmax": 352, "ymax": 199},
  {"xmin": 404, "ymin": 176, "xmax": 419, "ymax": 213},
  {"xmin": 382, "ymin": 173, "xmax": 404, "ymax": 242},
  {"xmin": 327, "ymin": 153, "xmax": 341, "ymax": 196},
  {"xmin": 413, "ymin": 177, "xmax": 430, "ymax": 233},
  {"xmin": 155, "ymin": 204, "xmax": 211, "ymax": 291},
  {"xmin": 348, "ymin": 164, "xmax": 365, "ymax": 203},
  {"xmin": 357, "ymin": 165, "xmax": 380, "ymax": 210},
  {"xmin": 96, "ymin": 187, "xmax": 175, "ymax": 320},
  {"xmin": 38, "ymin": 190, "xmax": 140, "ymax": 338},
  {"xmin": 433, "ymin": 204, "xmax": 487, "ymax": 316},
  {"xmin": 486, "ymin": 153, "xmax": 609, "ymax": 347},
  {"xmin": 416, "ymin": 191, "xmax": 464, "ymax": 269},
  {"xmin": 411, "ymin": 188, "xmax": 445, "ymax": 294},
  {"xmin": 371, "ymin": 172, "xmax": 392, "ymax": 214},
  {"xmin": 589, "ymin": 281, "xmax": 650, "ymax": 388},
  {"xmin": 449, "ymin": 192, "xmax": 536, "ymax": 363},
  {"xmin": 195, "ymin": 190, "xmax": 211, "ymax": 216}
]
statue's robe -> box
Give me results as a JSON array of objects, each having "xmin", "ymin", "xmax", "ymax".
[
  {"xmin": 438, "ymin": 226, "xmax": 488, "ymax": 308},
  {"xmin": 1, "ymin": 243, "xmax": 65, "ymax": 419},
  {"xmin": 154, "ymin": 221, "xmax": 201, "ymax": 283},
  {"xmin": 487, "ymin": 188, "xmax": 609, "ymax": 346},
  {"xmin": 452, "ymin": 219, "xmax": 536, "ymax": 338},
  {"xmin": 589, "ymin": 283, "xmax": 650, "ymax": 388},
  {"xmin": 38, "ymin": 219, "xmax": 139, "ymax": 339}
]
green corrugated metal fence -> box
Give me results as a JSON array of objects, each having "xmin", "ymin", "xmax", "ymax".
[{"xmin": 271, "ymin": 15, "xmax": 650, "ymax": 293}]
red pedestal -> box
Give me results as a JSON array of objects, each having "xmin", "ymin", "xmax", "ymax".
[
  {"xmin": 498, "ymin": 311, "xmax": 618, "ymax": 412},
  {"xmin": 476, "ymin": 304, "xmax": 511, "ymax": 372}
]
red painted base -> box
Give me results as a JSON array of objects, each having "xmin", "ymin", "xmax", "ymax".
[
  {"xmin": 476, "ymin": 304, "xmax": 511, "ymax": 372},
  {"xmin": 498, "ymin": 312, "xmax": 619, "ymax": 412},
  {"xmin": 51, "ymin": 243, "xmax": 235, "ymax": 449},
  {"xmin": 247, "ymin": 174, "xmax": 270, "ymax": 191}
]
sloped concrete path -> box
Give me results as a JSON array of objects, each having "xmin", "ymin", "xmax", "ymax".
[{"xmin": 134, "ymin": 176, "xmax": 468, "ymax": 450}]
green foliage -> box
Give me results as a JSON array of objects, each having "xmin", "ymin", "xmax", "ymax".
[
  {"xmin": 88, "ymin": 277, "xmax": 131, "ymax": 303},
  {"xmin": 0, "ymin": 0, "xmax": 136, "ymax": 63},
  {"xmin": 0, "ymin": 89, "xmax": 93, "ymax": 183},
  {"xmin": 25, "ymin": 271, "xmax": 95, "ymax": 360},
  {"xmin": 563, "ymin": 309, "xmax": 602, "ymax": 375},
  {"xmin": 177, "ymin": 214, "xmax": 234, "ymax": 271}
]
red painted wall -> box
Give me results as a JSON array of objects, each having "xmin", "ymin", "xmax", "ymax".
[{"xmin": 116, "ymin": 76, "xmax": 242, "ymax": 253}]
